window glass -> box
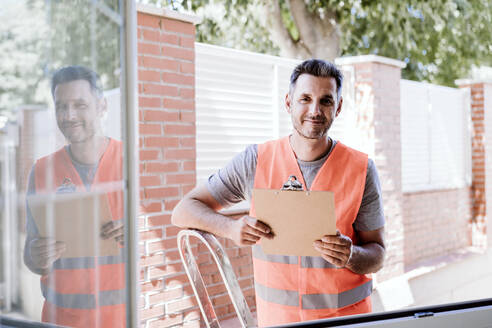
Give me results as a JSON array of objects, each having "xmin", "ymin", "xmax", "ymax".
[
  {"xmin": 0, "ymin": 1, "xmax": 130, "ymax": 327},
  {"xmin": 191, "ymin": 42, "xmax": 491, "ymax": 325}
]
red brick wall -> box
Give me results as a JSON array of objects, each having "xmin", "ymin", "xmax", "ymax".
[
  {"xmin": 469, "ymin": 83, "xmax": 487, "ymax": 247},
  {"xmin": 18, "ymin": 108, "xmax": 38, "ymax": 193},
  {"xmin": 137, "ymin": 10, "xmax": 200, "ymax": 328},
  {"xmin": 340, "ymin": 59, "xmax": 406, "ymax": 282},
  {"xmin": 459, "ymin": 83, "xmax": 487, "ymax": 248},
  {"xmin": 16, "ymin": 108, "xmax": 39, "ymax": 238},
  {"xmin": 470, "ymin": 84, "xmax": 486, "ymax": 219},
  {"xmin": 136, "ymin": 9, "xmax": 254, "ymax": 327}
]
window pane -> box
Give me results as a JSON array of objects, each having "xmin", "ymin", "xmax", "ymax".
[{"xmin": 0, "ymin": 1, "xmax": 129, "ymax": 327}]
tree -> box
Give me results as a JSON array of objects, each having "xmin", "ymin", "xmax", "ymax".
[
  {"xmin": 0, "ymin": 0, "xmax": 121, "ymax": 119},
  {"xmin": 46, "ymin": 0, "xmax": 121, "ymax": 90},
  {"xmin": 145, "ymin": 0, "xmax": 492, "ymax": 86},
  {"xmin": 0, "ymin": 1, "xmax": 48, "ymax": 118}
]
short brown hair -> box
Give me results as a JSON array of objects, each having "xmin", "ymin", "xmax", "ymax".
[
  {"xmin": 289, "ymin": 59, "xmax": 343, "ymax": 100},
  {"xmin": 51, "ymin": 65, "xmax": 103, "ymax": 99}
]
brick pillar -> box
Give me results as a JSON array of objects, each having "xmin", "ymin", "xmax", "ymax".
[
  {"xmin": 457, "ymin": 80, "xmax": 492, "ymax": 248},
  {"xmin": 136, "ymin": 5, "xmax": 201, "ymax": 327},
  {"xmin": 487, "ymin": 83, "xmax": 492, "ymax": 247},
  {"xmin": 17, "ymin": 107, "xmax": 41, "ymax": 194},
  {"xmin": 336, "ymin": 56, "xmax": 406, "ymax": 282}
]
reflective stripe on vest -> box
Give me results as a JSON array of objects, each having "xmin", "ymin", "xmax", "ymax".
[
  {"xmin": 52, "ymin": 255, "xmax": 124, "ymax": 270},
  {"xmin": 251, "ymin": 137, "xmax": 371, "ymax": 325},
  {"xmin": 252, "ymin": 245, "xmax": 298, "ymax": 264},
  {"xmin": 255, "ymin": 282, "xmax": 299, "ymax": 307},
  {"xmin": 253, "ymin": 245, "xmax": 337, "ymax": 268},
  {"xmin": 41, "ymin": 284, "xmax": 125, "ymax": 309},
  {"xmin": 301, "ymin": 256, "xmax": 337, "ymax": 269},
  {"xmin": 301, "ymin": 280, "xmax": 373, "ymax": 310},
  {"xmin": 255, "ymin": 280, "xmax": 373, "ymax": 310}
]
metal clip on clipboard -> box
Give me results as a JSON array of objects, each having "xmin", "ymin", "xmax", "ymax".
[{"xmin": 281, "ymin": 175, "xmax": 304, "ymax": 191}]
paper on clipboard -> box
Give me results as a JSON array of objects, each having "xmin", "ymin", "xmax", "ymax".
[
  {"xmin": 252, "ymin": 188, "xmax": 336, "ymax": 256},
  {"xmin": 27, "ymin": 192, "xmax": 120, "ymax": 258}
]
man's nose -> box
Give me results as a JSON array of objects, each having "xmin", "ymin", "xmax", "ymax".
[
  {"xmin": 308, "ymin": 102, "xmax": 322, "ymax": 115},
  {"xmin": 64, "ymin": 104, "xmax": 77, "ymax": 120}
]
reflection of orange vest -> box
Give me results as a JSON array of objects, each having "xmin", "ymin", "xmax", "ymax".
[
  {"xmin": 33, "ymin": 138, "xmax": 125, "ymax": 328},
  {"xmin": 250, "ymin": 137, "xmax": 372, "ymax": 327}
]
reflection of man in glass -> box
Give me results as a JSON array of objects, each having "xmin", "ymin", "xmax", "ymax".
[{"xmin": 24, "ymin": 66, "xmax": 125, "ymax": 327}]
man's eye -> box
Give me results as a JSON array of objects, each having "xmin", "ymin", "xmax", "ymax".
[
  {"xmin": 75, "ymin": 103, "xmax": 88, "ymax": 109},
  {"xmin": 321, "ymin": 99, "xmax": 333, "ymax": 105},
  {"xmin": 300, "ymin": 97, "xmax": 310, "ymax": 102}
]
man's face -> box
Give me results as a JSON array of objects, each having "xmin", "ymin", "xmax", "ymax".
[
  {"xmin": 54, "ymin": 79, "xmax": 105, "ymax": 144},
  {"xmin": 285, "ymin": 74, "xmax": 342, "ymax": 140}
]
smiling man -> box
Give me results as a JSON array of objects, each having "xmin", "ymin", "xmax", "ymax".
[
  {"xmin": 24, "ymin": 66, "xmax": 125, "ymax": 328},
  {"xmin": 172, "ymin": 59, "xmax": 385, "ymax": 326}
]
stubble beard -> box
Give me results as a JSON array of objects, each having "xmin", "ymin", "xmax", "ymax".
[
  {"xmin": 60, "ymin": 122, "xmax": 98, "ymax": 145},
  {"xmin": 293, "ymin": 117, "xmax": 333, "ymax": 140}
]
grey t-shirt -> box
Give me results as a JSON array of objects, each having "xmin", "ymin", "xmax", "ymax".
[{"xmin": 206, "ymin": 138, "xmax": 385, "ymax": 231}]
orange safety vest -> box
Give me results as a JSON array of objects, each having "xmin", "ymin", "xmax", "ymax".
[
  {"xmin": 33, "ymin": 138, "xmax": 125, "ymax": 328},
  {"xmin": 250, "ymin": 136, "xmax": 372, "ymax": 327}
]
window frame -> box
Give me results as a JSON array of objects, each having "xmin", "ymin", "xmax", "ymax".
[{"xmin": 121, "ymin": 0, "xmax": 140, "ymax": 327}]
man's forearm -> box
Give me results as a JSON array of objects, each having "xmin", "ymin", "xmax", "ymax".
[
  {"xmin": 345, "ymin": 242, "xmax": 385, "ymax": 275},
  {"xmin": 171, "ymin": 197, "xmax": 235, "ymax": 240}
]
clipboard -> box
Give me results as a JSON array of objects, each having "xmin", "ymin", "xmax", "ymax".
[
  {"xmin": 27, "ymin": 192, "xmax": 120, "ymax": 258},
  {"xmin": 252, "ymin": 187, "xmax": 336, "ymax": 256}
]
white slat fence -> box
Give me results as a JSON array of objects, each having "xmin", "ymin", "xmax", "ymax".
[{"xmin": 400, "ymin": 79, "xmax": 471, "ymax": 192}]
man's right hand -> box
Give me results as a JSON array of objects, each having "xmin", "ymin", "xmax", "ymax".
[
  {"xmin": 28, "ymin": 237, "xmax": 66, "ymax": 272},
  {"xmin": 230, "ymin": 215, "xmax": 274, "ymax": 246}
]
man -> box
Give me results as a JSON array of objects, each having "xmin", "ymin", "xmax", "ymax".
[
  {"xmin": 24, "ymin": 66, "xmax": 125, "ymax": 327},
  {"xmin": 172, "ymin": 59, "xmax": 385, "ymax": 326}
]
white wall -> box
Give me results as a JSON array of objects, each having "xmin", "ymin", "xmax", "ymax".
[
  {"xmin": 195, "ymin": 43, "xmax": 299, "ymax": 184},
  {"xmin": 400, "ymin": 80, "xmax": 471, "ymax": 192}
]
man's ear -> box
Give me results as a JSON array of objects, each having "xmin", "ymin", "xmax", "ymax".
[
  {"xmin": 335, "ymin": 96, "xmax": 343, "ymax": 117},
  {"xmin": 285, "ymin": 93, "xmax": 292, "ymax": 114}
]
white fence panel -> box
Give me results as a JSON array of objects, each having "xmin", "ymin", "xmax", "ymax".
[
  {"xmin": 401, "ymin": 79, "xmax": 471, "ymax": 192},
  {"xmin": 195, "ymin": 43, "xmax": 299, "ymax": 185},
  {"xmin": 401, "ymin": 80, "xmax": 432, "ymax": 189},
  {"xmin": 329, "ymin": 66, "xmax": 363, "ymax": 152}
]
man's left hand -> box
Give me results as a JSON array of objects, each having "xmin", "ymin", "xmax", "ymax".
[
  {"xmin": 313, "ymin": 230, "xmax": 353, "ymax": 268},
  {"xmin": 101, "ymin": 220, "xmax": 124, "ymax": 245}
]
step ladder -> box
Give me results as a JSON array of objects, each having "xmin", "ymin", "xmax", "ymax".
[{"xmin": 177, "ymin": 229, "xmax": 256, "ymax": 328}]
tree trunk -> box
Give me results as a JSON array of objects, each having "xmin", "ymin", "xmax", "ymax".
[{"xmin": 262, "ymin": 0, "xmax": 341, "ymax": 62}]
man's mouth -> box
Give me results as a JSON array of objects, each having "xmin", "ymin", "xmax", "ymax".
[
  {"xmin": 304, "ymin": 119, "xmax": 325, "ymax": 125},
  {"xmin": 62, "ymin": 122, "xmax": 82, "ymax": 129}
]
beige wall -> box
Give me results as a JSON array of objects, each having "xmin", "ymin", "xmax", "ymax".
[{"xmin": 403, "ymin": 188, "xmax": 470, "ymax": 268}]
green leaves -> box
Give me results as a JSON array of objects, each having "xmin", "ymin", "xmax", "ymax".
[
  {"xmin": 151, "ymin": 0, "xmax": 491, "ymax": 87},
  {"xmin": 0, "ymin": 0, "xmax": 122, "ymax": 117}
]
